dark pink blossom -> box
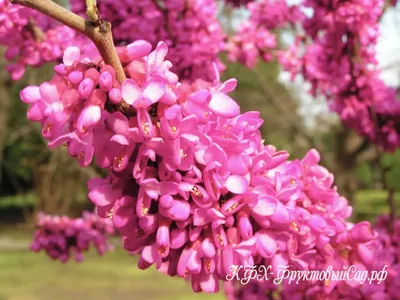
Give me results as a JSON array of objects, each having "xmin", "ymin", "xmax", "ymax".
[{"xmin": 30, "ymin": 211, "xmax": 115, "ymax": 262}]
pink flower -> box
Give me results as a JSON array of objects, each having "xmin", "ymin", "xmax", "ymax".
[
  {"xmin": 122, "ymin": 78, "xmax": 165, "ymax": 138},
  {"xmin": 30, "ymin": 211, "xmax": 114, "ymax": 262}
]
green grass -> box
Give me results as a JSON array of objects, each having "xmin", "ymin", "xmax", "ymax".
[
  {"xmin": 0, "ymin": 242, "xmax": 225, "ymax": 300},
  {"xmin": 0, "ymin": 194, "xmax": 35, "ymax": 209},
  {"xmin": 352, "ymin": 189, "xmax": 400, "ymax": 222}
]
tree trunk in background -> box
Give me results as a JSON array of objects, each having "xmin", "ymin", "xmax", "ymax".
[
  {"xmin": 333, "ymin": 126, "xmax": 360, "ymax": 205},
  {"xmin": 0, "ymin": 67, "xmax": 12, "ymax": 189},
  {"xmin": 336, "ymin": 168, "xmax": 358, "ymax": 205}
]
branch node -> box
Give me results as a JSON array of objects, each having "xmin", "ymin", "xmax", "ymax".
[
  {"xmin": 100, "ymin": 22, "xmax": 110, "ymax": 34},
  {"xmin": 26, "ymin": 18, "xmax": 45, "ymax": 41}
]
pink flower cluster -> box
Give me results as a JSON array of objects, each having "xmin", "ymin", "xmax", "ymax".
[
  {"xmin": 229, "ymin": 0, "xmax": 400, "ymax": 151},
  {"xmin": 224, "ymin": 221, "xmax": 382, "ymax": 299},
  {"xmin": 18, "ymin": 40, "xmax": 371, "ymax": 292},
  {"xmin": 291, "ymin": 0, "xmax": 400, "ymax": 152},
  {"xmin": 30, "ymin": 211, "xmax": 115, "ymax": 262},
  {"xmin": 0, "ymin": 0, "xmax": 88, "ymax": 80},
  {"xmin": 262, "ymin": 0, "xmax": 400, "ymax": 152},
  {"xmin": 226, "ymin": 0, "xmax": 302, "ymax": 68},
  {"xmin": 69, "ymin": 0, "xmax": 225, "ymax": 82}
]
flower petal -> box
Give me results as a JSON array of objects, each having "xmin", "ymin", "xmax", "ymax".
[
  {"xmin": 20, "ymin": 86, "xmax": 41, "ymax": 103},
  {"xmin": 208, "ymin": 92, "xmax": 240, "ymax": 118},
  {"xmin": 39, "ymin": 82, "xmax": 59, "ymax": 104},
  {"xmin": 76, "ymin": 105, "xmax": 101, "ymax": 135},
  {"xmin": 122, "ymin": 79, "xmax": 141, "ymax": 105},
  {"xmin": 127, "ymin": 40, "xmax": 152, "ymax": 59},
  {"xmin": 251, "ymin": 196, "xmax": 277, "ymax": 217},
  {"xmin": 88, "ymin": 184, "xmax": 120, "ymax": 207},
  {"xmin": 226, "ymin": 175, "xmax": 248, "ymax": 194},
  {"xmin": 63, "ymin": 46, "xmax": 80, "ymax": 66},
  {"xmin": 143, "ymin": 80, "xmax": 165, "ymax": 103}
]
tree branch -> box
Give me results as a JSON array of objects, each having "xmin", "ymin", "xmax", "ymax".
[
  {"xmin": 388, "ymin": 188, "xmax": 396, "ymax": 224},
  {"xmin": 27, "ymin": 18, "xmax": 45, "ymax": 41},
  {"xmin": 0, "ymin": 59, "xmax": 12, "ymax": 188},
  {"xmin": 11, "ymin": 0, "xmax": 126, "ymax": 82},
  {"xmin": 376, "ymin": 149, "xmax": 397, "ymax": 224},
  {"xmin": 351, "ymin": 137, "xmax": 370, "ymax": 158},
  {"xmin": 370, "ymin": 105, "xmax": 397, "ymax": 224}
]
